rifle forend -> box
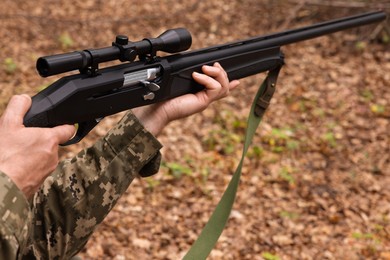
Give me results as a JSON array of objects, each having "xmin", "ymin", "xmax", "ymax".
[{"xmin": 24, "ymin": 11, "xmax": 387, "ymax": 145}]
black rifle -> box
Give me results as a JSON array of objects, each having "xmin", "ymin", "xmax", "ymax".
[{"xmin": 24, "ymin": 11, "xmax": 387, "ymax": 145}]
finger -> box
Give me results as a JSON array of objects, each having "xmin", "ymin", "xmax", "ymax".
[
  {"xmin": 229, "ymin": 80, "xmax": 240, "ymax": 90},
  {"xmin": 201, "ymin": 63, "xmax": 240, "ymax": 91},
  {"xmin": 201, "ymin": 63, "xmax": 227, "ymax": 80},
  {"xmin": 192, "ymin": 72, "xmax": 221, "ymax": 91},
  {"xmin": 213, "ymin": 63, "xmax": 240, "ymax": 92},
  {"xmin": 50, "ymin": 124, "xmax": 76, "ymax": 145},
  {"xmin": 202, "ymin": 63, "xmax": 230, "ymax": 89},
  {"xmin": 201, "ymin": 64, "xmax": 222, "ymax": 77},
  {"xmin": 213, "ymin": 62, "xmax": 228, "ymax": 78},
  {"xmin": 2, "ymin": 95, "xmax": 32, "ymax": 126}
]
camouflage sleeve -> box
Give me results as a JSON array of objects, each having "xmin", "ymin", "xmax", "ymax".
[
  {"xmin": 0, "ymin": 172, "xmax": 30, "ymax": 260},
  {"xmin": 24, "ymin": 111, "xmax": 162, "ymax": 259}
]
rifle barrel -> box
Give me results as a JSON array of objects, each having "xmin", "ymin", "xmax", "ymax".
[
  {"xmin": 187, "ymin": 11, "xmax": 387, "ymax": 55},
  {"xmin": 167, "ymin": 11, "xmax": 386, "ymax": 73}
]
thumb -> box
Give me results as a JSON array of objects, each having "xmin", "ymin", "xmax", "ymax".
[
  {"xmin": 2, "ymin": 95, "xmax": 32, "ymax": 126},
  {"xmin": 50, "ymin": 124, "xmax": 76, "ymax": 145}
]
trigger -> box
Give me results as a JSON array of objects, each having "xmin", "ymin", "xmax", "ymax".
[{"xmin": 61, "ymin": 119, "xmax": 102, "ymax": 146}]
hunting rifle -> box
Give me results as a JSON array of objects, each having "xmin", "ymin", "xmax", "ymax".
[{"xmin": 23, "ymin": 11, "xmax": 387, "ymax": 145}]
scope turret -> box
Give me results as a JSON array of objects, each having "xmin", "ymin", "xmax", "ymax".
[{"xmin": 36, "ymin": 28, "xmax": 192, "ymax": 77}]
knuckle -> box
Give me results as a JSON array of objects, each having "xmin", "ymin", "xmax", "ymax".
[
  {"xmin": 43, "ymin": 143, "xmax": 59, "ymax": 165},
  {"xmin": 222, "ymin": 69, "xmax": 228, "ymax": 77},
  {"xmin": 216, "ymin": 67, "xmax": 223, "ymax": 75}
]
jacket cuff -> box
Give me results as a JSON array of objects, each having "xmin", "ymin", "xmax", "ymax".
[{"xmin": 103, "ymin": 111, "xmax": 163, "ymax": 177}]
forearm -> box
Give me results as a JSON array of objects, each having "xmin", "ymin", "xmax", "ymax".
[
  {"xmin": 131, "ymin": 105, "xmax": 169, "ymax": 137},
  {"xmin": 26, "ymin": 111, "xmax": 162, "ymax": 259}
]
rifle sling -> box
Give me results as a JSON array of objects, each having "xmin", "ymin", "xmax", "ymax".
[{"xmin": 183, "ymin": 65, "xmax": 282, "ymax": 259}]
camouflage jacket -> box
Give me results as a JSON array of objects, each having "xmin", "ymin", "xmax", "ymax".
[{"xmin": 0, "ymin": 111, "xmax": 162, "ymax": 259}]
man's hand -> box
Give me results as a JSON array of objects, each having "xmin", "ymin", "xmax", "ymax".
[
  {"xmin": 132, "ymin": 63, "xmax": 240, "ymax": 136},
  {"xmin": 0, "ymin": 95, "xmax": 75, "ymax": 199}
]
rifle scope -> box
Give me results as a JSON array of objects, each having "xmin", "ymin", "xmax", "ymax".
[{"xmin": 36, "ymin": 28, "xmax": 192, "ymax": 77}]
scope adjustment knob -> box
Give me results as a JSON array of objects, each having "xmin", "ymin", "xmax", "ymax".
[{"xmin": 115, "ymin": 35, "xmax": 129, "ymax": 45}]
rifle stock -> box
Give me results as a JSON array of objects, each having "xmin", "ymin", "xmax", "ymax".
[{"xmin": 23, "ymin": 11, "xmax": 387, "ymax": 145}]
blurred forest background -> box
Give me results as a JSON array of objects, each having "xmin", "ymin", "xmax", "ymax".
[{"xmin": 0, "ymin": 0, "xmax": 389, "ymax": 259}]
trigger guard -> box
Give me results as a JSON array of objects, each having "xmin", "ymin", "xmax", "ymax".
[{"xmin": 60, "ymin": 119, "xmax": 101, "ymax": 146}]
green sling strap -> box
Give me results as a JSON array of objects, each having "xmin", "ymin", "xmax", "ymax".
[{"xmin": 183, "ymin": 65, "xmax": 282, "ymax": 260}]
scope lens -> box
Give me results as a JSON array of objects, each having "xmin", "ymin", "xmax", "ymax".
[{"xmin": 36, "ymin": 58, "xmax": 50, "ymax": 77}]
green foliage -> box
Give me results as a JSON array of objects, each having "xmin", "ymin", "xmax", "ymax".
[
  {"xmin": 200, "ymin": 167, "xmax": 211, "ymax": 184},
  {"xmin": 268, "ymin": 128, "xmax": 290, "ymax": 153},
  {"xmin": 232, "ymin": 118, "xmax": 247, "ymax": 130},
  {"xmin": 289, "ymin": 97, "xmax": 319, "ymax": 114},
  {"xmin": 270, "ymin": 128, "xmax": 290, "ymax": 140},
  {"xmin": 247, "ymin": 145, "xmax": 264, "ymax": 158},
  {"xmin": 381, "ymin": 31, "xmax": 389, "ymax": 44},
  {"xmin": 161, "ymin": 154, "xmax": 214, "ymax": 187},
  {"xmin": 263, "ymin": 127, "xmax": 300, "ymax": 153},
  {"xmin": 202, "ymin": 110, "xmax": 247, "ymax": 155},
  {"xmin": 321, "ymin": 132, "xmax": 337, "ymax": 148},
  {"xmin": 382, "ymin": 213, "xmax": 389, "ymax": 223},
  {"xmin": 214, "ymin": 110, "xmax": 246, "ymax": 131},
  {"xmin": 352, "ymin": 231, "xmax": 381, "ymax": 244},
  {"xmin": 373, "ymin": 224, "xmax": 384, "ymax": 232},
  {"xmin": 352, "ymin": 232, "xmax": 373, "ymax": 239},
  {"xmin": 279, "ymin": 167, "xmax": 295, "ymax": 184},
  {"xmin": 58, "ymin": 32, "xmax": 74, "ymax": 49},
  {"xmin": 3, "ymin": 58, "xmax": 17, "ymax": 74},
  {"xmin": 370, "ymin": 104, "xmax": 385, "ymax": 115},
  {"xmin": 360, "ymin": 89, "xmax": 374, "ymax": 102},
  {"xmin": 312, "ymin": 108, "xmax": 326, "ymax": 118},
  {"xmin": 355, "ymin": 41, "xmax": 367, "ymax": 51},
  {"xmin": 144, "ymin": 177, "xmax": 160, "ymax": 190},
  {"xmin": 279, "ymin": 210, "xmax": 299, "ymax": 219},
  {"xmin": 286, "ymin": 140, "xmax": 300, "ymax": 151},
  {"xmin": 163, "ymin": 162, "xmax": 192, "ymax": 179},
  {"xmin": 350, "ymin": 230, "xmax": 383, "ymax": 258},
  {"xmin": 203, "ymin": 129, "xmax": 242, "ymax": 155},
  {"xmin": 262, "ymin": 252, "xmax": 281, "ymax": 260}
]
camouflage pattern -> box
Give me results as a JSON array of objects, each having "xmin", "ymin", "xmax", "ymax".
[
  {"xmin": 0, "ymin": 111, "xmax": 162, "ymax": 259},
  {"xmin": 0, "ymin": 172, "xmax": 31, "ymax": 260}
]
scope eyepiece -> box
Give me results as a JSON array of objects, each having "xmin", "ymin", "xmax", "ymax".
[
  {"xmin": 150, "ymin": 28, "xmax": 192, "ymax": 54},
  {"xmin": 36, "ymin": 28, "xmax": 192, "ymax": 77}
]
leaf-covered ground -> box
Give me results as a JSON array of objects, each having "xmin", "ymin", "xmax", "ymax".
[{"xmin": 0, "ymin": 1, "xmax": 389, "ymax": 259}]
